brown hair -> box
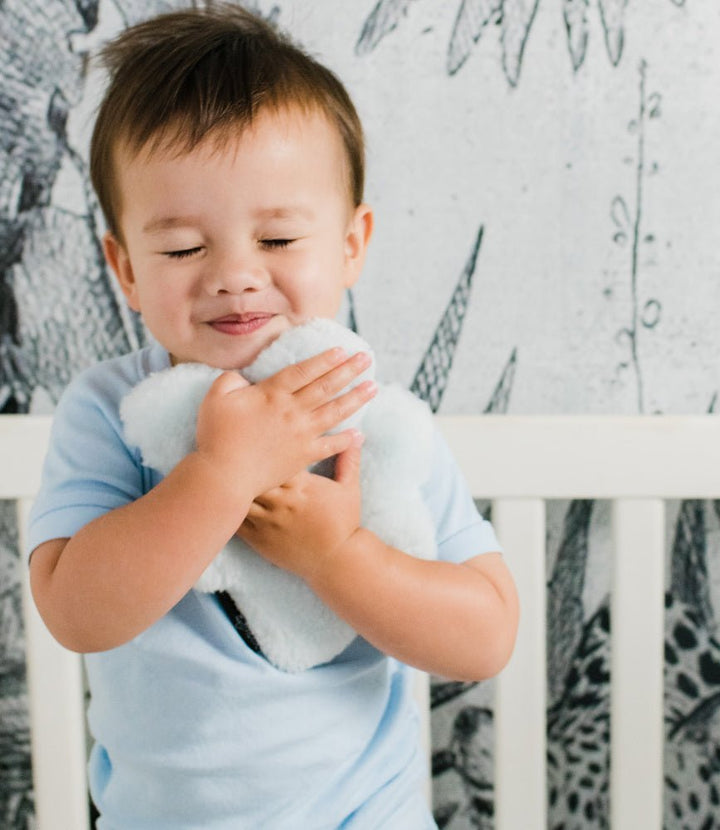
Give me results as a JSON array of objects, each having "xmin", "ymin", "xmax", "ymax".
[{"xmin": 90, "ymin": 3, "xmax": 365, "ymax": 237}]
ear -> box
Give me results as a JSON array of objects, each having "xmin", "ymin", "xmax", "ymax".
[
  {"xmin": 103, "ymin": 232, "xmax": 141, "ymax": 312},
  {"xmin": 343, "ymin": 203, "xmax": 373, "ymax": 289}
]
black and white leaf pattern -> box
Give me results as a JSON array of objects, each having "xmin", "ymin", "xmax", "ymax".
[
  {"xmin": 356, "ymin": 0, "xmax": 417, "ymax": 55},
  {"xmin": 447, "ymin": 0, "xmax": 502, "ymax": 76},
  {"xmin": 563, "ymin": 0, "xmax": 590, "ymax": 71},
  {"xmin": 500, "ymin": 0, "xmax": 540, "ymax": 86},
  {"xmin": 598, "ymin": 0, "xmax": 627, "ymax": 66}
]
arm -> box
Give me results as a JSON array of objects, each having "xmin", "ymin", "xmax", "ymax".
[
  {"xmin": 238, "ymin": 443, "xmax": 519, "ymax": 681},
  {"xmin": 312, "ymin": 536, "xmax": 517, "ymax": 681},
  {"xmin": 30, "ymin": 349, "xmax": 375, "ymax": 653}
]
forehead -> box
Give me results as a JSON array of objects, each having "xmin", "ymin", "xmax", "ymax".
[{"xmin": 112, "ymin": 105, "xmax": 352, "ymax": 211}]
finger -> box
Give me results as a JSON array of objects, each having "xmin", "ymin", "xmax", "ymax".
[
  {"xmin": 266, "ymin": 347, "xmax": 348, "ymax": 393},
  {"xmin": 250, "ymin": 488, "xmax": 284, "ymax": 510},
  {"xmin": 311, "ymin": 427, "xmax": 365, "ymax": 464},
  {"xmin": 254, "ymin": 474, "xmax": 304, "ymax": 506},
  {"xmin": 207, "ymin": 370, "xmax": 249, "ymax": 397},
  {"xmin": 333, "ymin": 432, "xmax": 364, "ymax": 485},
  {"xmin": 235, "ymin": 524, "xmax": 257, "ymax": 545},
  {"xmin": 247, "ymin": 500, "xmax": 268, "ymax": 516},
  {"xmin": 295, "ymin": 351, "xmax": 373, "ymax": 408},
  {"xmin": 314, "ymin": 379, "xmax": 377, "ymax": 433}
]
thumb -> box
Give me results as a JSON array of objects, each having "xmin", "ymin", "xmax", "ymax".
[
  {"xmin": 210, "ymin": 370, "xmax": 250, "ymax": 397},
  {"xmin": 334, "ymin": 431, "xmax": 364, "ymax": 485}
]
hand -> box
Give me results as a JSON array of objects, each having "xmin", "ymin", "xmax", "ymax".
[
  {"xmin": 194, "ymin": 349, "xmax": 376, "ymax": 500},
  {"xmin": 236, "ymin": 434, "xmax": 365, "ymax": 581}
]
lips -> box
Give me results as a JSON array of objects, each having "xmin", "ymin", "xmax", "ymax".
[{"xmin": 208, "ymin": 312, "xmax": 275, "ymax": 335}]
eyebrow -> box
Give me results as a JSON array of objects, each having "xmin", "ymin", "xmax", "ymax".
[
  {"xmin": 142, "ymin": 206, "xmax": 315, "ymax": 235},
  {"xmin": 255, "ymin": 206, "xmax": 315, "ymax": 221},
  {"xmin": 142, "ymin": 216, "xmax": 202, "ymax": 235}
]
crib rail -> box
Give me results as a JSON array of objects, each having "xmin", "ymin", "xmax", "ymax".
[
  {"xmin": 0, "ymin": 415, "xmax": 89, "ymax": 829},
  {"xmin": 4, "ymin": 413, "xmax": 720, "ymax": 829},
  {"xmin": 439, "ymin": 415, "xmax": 720, "ymax": 830}
]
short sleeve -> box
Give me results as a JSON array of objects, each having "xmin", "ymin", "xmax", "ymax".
[
  {"xmin": 421, "ymin": 426, "xmax": 502, "ymax": 564},
  {"xmin": 27, "ymin": 368, "xmax": 148, "ymax": 556}
]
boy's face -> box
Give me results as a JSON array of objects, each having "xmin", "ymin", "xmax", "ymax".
[{"xmin": 104, "ymin": 107, "xmax": 373, "ymax": 369}]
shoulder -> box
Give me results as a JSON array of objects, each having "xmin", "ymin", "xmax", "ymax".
[
  {"xmin": 422, "ymin": 422, "xmax": 502, "ymax": 562},
  {"xmin": 421, "ymin": 424, "xmax": 465, "ymax": 500},
  {"xmin": 59, "ymin": 344, "xmax": 170, "ymax": 415},
  {"xmin": 27, "ymin": 346, "xmax": 169, "ymax": 552},
  {"xmin": 50, "ymin": 344, "xmax": 171, "ymax": 463}
]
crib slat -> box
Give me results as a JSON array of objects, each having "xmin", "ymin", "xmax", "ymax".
[
  {"xmin": 492, "ymin": 498, "xmax": 546, "ymax": 830},
  {"xmin": 411, "ymin": 669, "xmax": 432, "ymax": 805},
  {"xmin": 0, "ymin": 415, "xmax": 52, "ymax": 498},
  {"xmin": 611, "ymin": 499, "xmax": 664, "ymax": 830},
  {"xmin": 18, "ymin": 498, "xmax": 90, "ymax": 830}
]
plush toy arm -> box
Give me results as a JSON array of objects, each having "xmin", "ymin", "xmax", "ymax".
[
  {"xmin": 120, "ymin": 363, "xmax": 225, "ymax": 475},
  {"xmin": 359, "ymin": 385, "xmax": 437, "ymax": 561}
]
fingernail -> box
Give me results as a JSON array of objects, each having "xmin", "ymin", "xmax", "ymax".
[
  {"xmin": 353, "ymin": 351, "xmax": 371, "ymax": 367},
  {"xmin": 361, "ymin": 380, "xmax": 378, "ymax": 395},
  {"xmin": 352, "ymin": 429, "xmax": 365, "ymax": 447},
  {"xmin": 330, "ymin": 347, "xmax": 347, "ymax": 362}
]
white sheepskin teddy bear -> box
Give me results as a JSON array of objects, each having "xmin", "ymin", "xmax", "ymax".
[{"xmin": 120, "ymin": 318, "xmax": 436, "ymax": 672}]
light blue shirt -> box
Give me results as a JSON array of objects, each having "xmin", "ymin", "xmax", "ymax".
[{"xmin": 28, "ymin": 343, "xmax": 501, "ymax": 829}]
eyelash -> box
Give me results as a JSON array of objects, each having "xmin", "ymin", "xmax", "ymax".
[
  {"xmin": 164, "ymin": 247, "xmax": 202, "ymax": 260},
  {"xmin": 163, "ymin": 239, "xmax": 294, "ymax": 259},
  {"xmin": 261, "ymin": 239, "xmax": 293, "ymax": 250}
]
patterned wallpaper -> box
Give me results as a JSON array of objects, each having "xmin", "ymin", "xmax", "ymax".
[{"xmin": 2, "ymin": 1, "xmax": 719, "ymax": 827}]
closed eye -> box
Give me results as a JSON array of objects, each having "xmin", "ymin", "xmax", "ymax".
[
  {"xmin": 164, "ymin": 247, "xmax": 203, "ymax": 259},
  {"xmin": 260, "ymin": 239, "xmax": 294, "ymax": 250}
]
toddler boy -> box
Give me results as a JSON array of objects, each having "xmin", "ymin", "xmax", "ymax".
[{"xmin": 28, "ymin": 5, "xmax": 518, "ymax": 828}]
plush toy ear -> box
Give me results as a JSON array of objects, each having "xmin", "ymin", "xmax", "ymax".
[
  {"xmin": 120, "ymin": 363, "xmax": 222, "ymax": 474},
  {"xmin": 243, "ymin": 318, "xmax": 375, "ymax": 433},
  {"xmin": 243, "ymin": 317, "xmax": 374, "ymax": 382}
]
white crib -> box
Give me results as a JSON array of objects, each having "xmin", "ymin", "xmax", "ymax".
[{"xmin": 4, "ymin": 412, "xmax": 720, "ymax": 829}]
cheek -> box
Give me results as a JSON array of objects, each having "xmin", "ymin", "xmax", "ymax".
[
  {"xmin": 274, "ymin": 246, "xmax": 347, "ymax": 310},
  {"xmin": 137, "ymin": 278, "xmax": 188, "ymax": 319}
]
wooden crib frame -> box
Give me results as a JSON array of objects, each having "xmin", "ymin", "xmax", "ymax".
[{"xmin": 4, "ymin": 413, "xmax": 720, "ymax": 829}]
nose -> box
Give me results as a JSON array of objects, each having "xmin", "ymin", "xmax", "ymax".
[{"xmin": 203, "ymin": 248, "xmax": 269, "ymax": 296}]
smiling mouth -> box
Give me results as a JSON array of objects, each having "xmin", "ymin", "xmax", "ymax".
[{"xmin": 209, "ymin": 313, "xmax": 275, "ymax": 335}]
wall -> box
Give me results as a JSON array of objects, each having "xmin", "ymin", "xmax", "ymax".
[{"xmin": 1, "ymin": 1, "xmax": 718, "ymax": 827}]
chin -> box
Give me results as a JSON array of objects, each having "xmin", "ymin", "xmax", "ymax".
[
  {"xmin": 234, "ymin": 323, "xmax": 293, "ymax": 370},
  {"xmin": 260, "ymin": 316, "xmax": 293, "ymax": 348}
]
